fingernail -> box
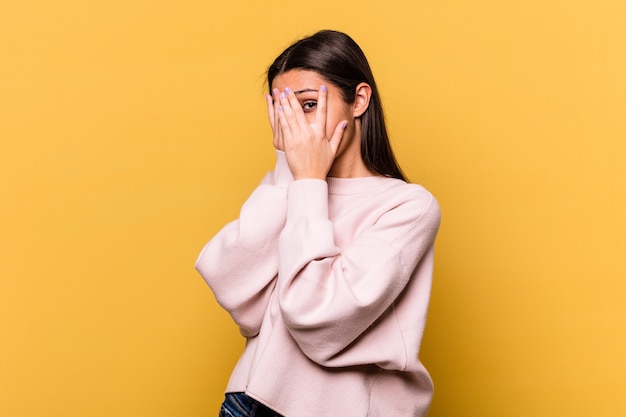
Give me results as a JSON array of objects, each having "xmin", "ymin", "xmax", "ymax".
[
  {"xmin": 279, "ymin": 106, "xmax": 284, "ymax": 112},
  {"xmin": 342, "ymin": 121, "xmax": 348, "ymax": 129},
  {"xmin": 285, "ymin": 87, "xmax": 292, "ymax": 94},
  {"xmin": 321, "ymin": 85, "xmax": 327, "ymax": 92},
  {"xmin": 280, "ymin": 92, "xmax": 286, "ymax": 99}
]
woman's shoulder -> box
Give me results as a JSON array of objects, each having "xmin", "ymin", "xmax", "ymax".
[
  {"xmin": 368, "ymin": 180, "xmax": 441, "ymax": 246},
  {"xmin": 383, "ymin": 179, "xmax": 439, "ymax": 213},
  {"xmin": 328, "ymin": 176, "xmax": 440, "ymax": 225},
  {"xmin": 346, "ymin": 178, "xmax": 440, "ymax": 233}
]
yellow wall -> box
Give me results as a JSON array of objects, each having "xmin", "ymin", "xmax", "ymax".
[{"xmin": 1, "ymin": 1, "xmax": 624, "ymax": 416}]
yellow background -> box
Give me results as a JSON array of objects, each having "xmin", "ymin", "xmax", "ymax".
[{"xmin": 1, "ymin": 0, "xmax": 624, "ymax": 416}]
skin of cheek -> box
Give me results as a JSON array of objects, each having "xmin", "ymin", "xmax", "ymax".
[
  {"xmin": 326, "ymin": 99, "xmax": 355, "ymax": 139},
  {"xmin": 329, "ymin": 94, "xmax": 358, "ymax": 150}
]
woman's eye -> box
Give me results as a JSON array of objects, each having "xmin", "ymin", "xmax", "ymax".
[{"xmin": 302, "ymin": 101, "xmax": 317, "ymax": 112}]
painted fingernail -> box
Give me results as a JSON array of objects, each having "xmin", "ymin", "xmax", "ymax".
[
  {"xmin": 321, "ymin": 85, "xmax": 327, "ymax": 92},
  {"xmin": 285, "ymin": 87, "xmax": 292, "ymax": 94},
  {"xmin": 280, "ymin": 92, "xmax": 286, "ymax": 99},
  {"xmin": 342, "ymin": 121, "xmax": 348, "ymax": 129},
  {"xmin": 279, "ymin": 106, "xmax": 284, "ymax": 112}
]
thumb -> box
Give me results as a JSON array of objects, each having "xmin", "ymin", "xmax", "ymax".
[{"xmin": 329, "ymin": 120, "xmax": 348, "ymax": 155}]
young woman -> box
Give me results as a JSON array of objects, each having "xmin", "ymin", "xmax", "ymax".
[{"xmin": 196, "ymin": 30, "xmax": 441, "ymax": 417}]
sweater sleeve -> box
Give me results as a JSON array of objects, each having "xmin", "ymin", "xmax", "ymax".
[
  {"xmin": 277, "ymin": 179, "xmax": 440, "ymax": 366},
  {"xmin": 195, "ymin": 151, "xmax": 293, "ymax": 337}
]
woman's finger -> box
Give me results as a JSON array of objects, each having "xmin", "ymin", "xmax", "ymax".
[
  {"xmin": 278, "ymin": 90, "xmax": 300, "ymax": 138},
  {"xmin": 284, "ymin": 87, "xmax": 310, "ymax": 134},
  {"xmin": 272, "ymin": 88, "xmax": 281, "ymax": 126},
  {"xmin": 271, "ymin": 88, "xmax": 284, "ymax": 150},
  {"xmin": 329, "ymin": 120, "xmax": 348, "ymax": 155},
  {"xmin": 314, "ymin": 84, "xmax": 328, "ymax": 136},
  {"xmin": 276, "ymin": 101, "xmax": 292, "ymax": 144}
]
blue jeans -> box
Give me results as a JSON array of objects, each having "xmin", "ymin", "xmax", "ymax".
[{"xmin": 219, "ymin": 392, "xmax": 283, "ymax": 417}]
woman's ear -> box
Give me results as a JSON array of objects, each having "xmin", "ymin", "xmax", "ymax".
[{"xmin": 352, "ymin": 82, "xmax": 372, "ymax": 118}]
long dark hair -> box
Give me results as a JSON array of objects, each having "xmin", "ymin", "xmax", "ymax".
[{"xmin": 267, "ymin": 30, "xmax": 407, "ymax": 181}]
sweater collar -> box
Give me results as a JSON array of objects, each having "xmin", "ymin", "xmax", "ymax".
[{"xmin": 326, "ymin": 175, "xmax": 403, "ymax": 195}]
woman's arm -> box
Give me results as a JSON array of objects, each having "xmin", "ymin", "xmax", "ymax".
[
  {"xmin": 195, "ymin": 151, "xmax": 292, "ymax": 337},
  {"xmin": 276, "ymin": 179, "xmax": 441, "ymax": 366}
]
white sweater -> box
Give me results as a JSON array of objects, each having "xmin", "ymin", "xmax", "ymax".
[{"xmin": 196, "ymin": 151, "xmax": 441, "ymax": 417}]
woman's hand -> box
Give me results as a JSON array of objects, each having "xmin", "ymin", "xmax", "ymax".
[{"xmin": 276, "ymin": 85, "xmax": 347, "ymax": 180}]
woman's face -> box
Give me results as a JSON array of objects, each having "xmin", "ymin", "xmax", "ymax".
[{"xmin": 271, "ymin": 69, "xmax": 356, "ymax": 145}]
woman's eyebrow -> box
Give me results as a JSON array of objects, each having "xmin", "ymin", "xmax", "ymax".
[{"xmin": 294, "ymin": 88, "xmax": 318, "ymax": 95}]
